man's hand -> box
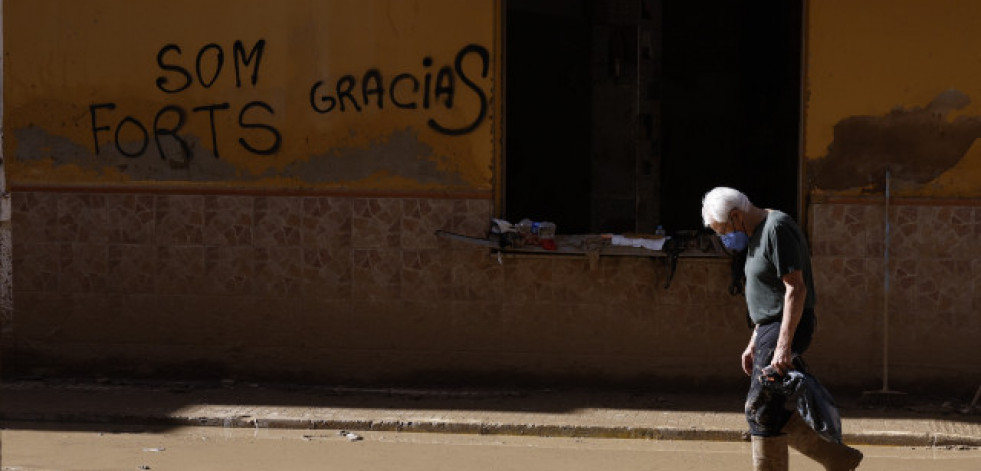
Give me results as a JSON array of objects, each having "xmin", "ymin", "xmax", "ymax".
[
  {"xmin": 770, "ymin": 343, "xmax": 794, "ymax": 375},
  {"xmin": 741, "ymin": 344, "xmax": 754, "ymax": 376}
]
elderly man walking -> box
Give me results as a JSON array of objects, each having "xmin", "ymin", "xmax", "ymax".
[{"xmin": 701, "ymin": 187, "xmax": 863, "ymax": 471}]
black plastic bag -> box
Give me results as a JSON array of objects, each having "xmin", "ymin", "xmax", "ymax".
[{"xmin": 760, "ymin": 366, "xmax": 844, "ymax": 443}]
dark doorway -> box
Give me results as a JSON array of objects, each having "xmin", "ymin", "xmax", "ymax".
[
  {"xmin": 659, "ymin": 0, "xmax": 803, "ymax": 229},
  {"xmin": 504, "ymin": 1, "xmax": 593, "ymax": 234},
  {"xmin": 504, "ymin": 0, "xmax": 802, "ymax": 234}
]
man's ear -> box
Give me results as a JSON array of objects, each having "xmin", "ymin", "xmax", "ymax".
[
  {"xmin": 739, "ymin": 209, "xmax": 752, "ymax": 231},
  {"xmin": 729, "ymin": 209, "xmax": 742, "ymax": 231}
]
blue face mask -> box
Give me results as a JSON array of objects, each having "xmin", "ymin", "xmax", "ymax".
[{"xmin": 720, "ymin": 231, "xmax": 749, "ymax": 252}]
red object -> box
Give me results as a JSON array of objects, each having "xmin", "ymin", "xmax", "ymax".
[{"xmin": 541, "ymin": 239, "xmax": 557, "ymax": 251}]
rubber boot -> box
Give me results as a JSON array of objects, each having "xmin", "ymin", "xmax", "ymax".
[
  {"xmin": 751, "ymin": 435, "xmax": 789, "ymax": 471},
  {"xmin": 782, "ymin": 413, "xmax": 863, "ymax": 470}
]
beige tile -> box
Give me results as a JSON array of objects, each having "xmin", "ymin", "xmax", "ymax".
[
  {"xmin": 16, "ymin": 293, "xmax": 125, "ymax": 345},
  {"xmin": 292, "ymin": 299, "xmax": 353, "ymax": 348},
  {"xmin": 301, "ymin": 196, "xmax": 352, "ymax": 248},
  {"xmin": 204, "ymin": 195, "xmax": 253, "ymax": 246},
  {"xmin": 654, "ymin": 265, "xmax": 693, "ymax": 306},
  {"xmin": 554, "ymin": 303, "xmax": 638, "ymax": 354},
  {"xmin": 204, "ymin": 246, "xmax": 254, "ymax": 295},
  {"xmin": 12, "ymin": 192, "xmax": 59, "ymax": 243},
  {"xmin": 914, "ymin": 206, "xmax": 973, "ymax": 259},
  {"xmin": 118, "ymin": 295, "xmax": 202, "ymax": 345},
  {"xmin": 809, "ymin": 203, "xmax": 868, "ymax": 257},
  {"xmin": 447, "ymin": 302, "xmax": 504, "ymax": 352},
  {"xmin": 500, "ymin": 301, "xmax": 561, "ymax": 353},
  {"xmin": 351, "ymin": 198, "xmax": 401, "ymax": 248},
  {"xmin": 700, "ymin": 301, "xmax": 754, "ymax": 339},
  {"xmin": 447, "ymin": 249, "xmax": 504, "ymax": 302},
  {"xmin": 9, "ymin": 291, "xmax": 70, "ymax": 339},
  {"xmin": 301, "ymin": 246, "xmax": 352, "ymax": 300},
  {"xmin": 666, "ymin": 260, "xmax": 722, "ymax": 306},
  {"xmin": 460, "ymin": 199, "xmax": 493, "ymax": 235},
  {"xmin": 401, "ymin": 198, "xmax": 454, "ymax": 249},
  {"xmin": 106, "ymin": 194, "xmax": 155, "ymax": 244},
  {"xmin": 817, "ymin": 307, "xmax": 878, "ymax": 344},
  {"xmin": 211, "ymin": 295, "xmax": 305, "ymax": 348},
  {"xmin": 154, "ymin": 195, "xmax": 204, "ymax": 245},
  {"xmin": 59, "ymin": 294, "xmax": 126, "ymax": 344},
  {"xmin": 385, "ymin": 301, "xmax": 457, "ymax": 351},
  {"xmin": 254, "ymin": 246, "xmax": 304, "ymax": 297},
  {"xmin": 864, "ymin": 257, "xmax": 886, "ymax": 312},
  {"xmin": 865, "ymin": 204, "xmax": 886, "ymax": 257},
  {"xmin": 974, "ymin": 259, "xmax": 981, "ymax": 315},
  {"xmin": 809, "ymin": 204, "xmax": 838, "ymax": 246},
  {"xmin": 59, "ymin": 243, "xmax": 108, "ymax": 293},
  {"xmin": 328, "ymin": 300, "xmax": 397, "ymax": 349},
  {"xmin": 155, "ymin": 246, "xmax": 205, "ymax": 295},
  {"xmin": 401, "ymin": 249, "xmax": 453, "ymax": 302},
  {"xmin": 812, "ymin": 256, "xmax": 872, "ymax": 312},
  {"xmin": 446, "ymin": 199, "xmax": 493, "ymax": 238},
  {"xmin": 915, "ymin": 259, "xmax": 972, "ymax": 314},
  {"xmin": 588, "ymin": 257, "xmax": 639, "ymax": 304},
  {"xmin": 502, "ymin": 257, "xmax": 555, "ymax": 304},
  {"xmin": 890, "ymin": 206, "xmax": 919, "ymax": 258},
  {"xmin": 58, "ymin": 194, "xmax": 108, "ymax": 243},
  {"xmin": 13, "ymin": 243, "xmax": 59, "ymax": 292},
  {"xmin": 596, "ymin": 302, "xmax": 665, "ymax": 355},
  {"xmin": 351, "ymin": 248, "xmax": 402, "ymax": 301},
  {"xmin": 549, "ymin": 257, "xmax": 601, "ymax": 304},
  {"xmin": 884, "ymin": 258, "xmax": 918, "ymax": 324},
  {"xmin": 254, "ymin": 197, "xmax": 302, "ymax": 246},
  {"xmin": 974, "ymin": 208, "xmax": 981, "ymax": 258},
  {"xmin": 107, "ymin": 244, "xmax": 157, "ymax": 294}
]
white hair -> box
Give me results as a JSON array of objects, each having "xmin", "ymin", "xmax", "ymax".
[{"xmin": 701, "ymin": 187, "xmax": 752, "ymax": 227}]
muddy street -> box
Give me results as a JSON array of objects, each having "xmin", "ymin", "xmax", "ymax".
[{"xmin": 2, "ymin": 425, "xmax": 979, "ymax": 471}]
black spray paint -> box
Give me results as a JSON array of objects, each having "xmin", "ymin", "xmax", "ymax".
[
  {"xmin": 309, "ymin": 44, "xmax": 490, "ymax": 136},
  {"xmin": 89, "ymin": 40, "xmax": 489, "ymax": 164},
  {"xmin": 90, "ymin": 39, "xmax": 280, "ymax": 161}
]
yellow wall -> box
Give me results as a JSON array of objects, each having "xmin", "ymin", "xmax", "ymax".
[
  {"xmin": 4, "ymin": 0, "xmax": 497, "ymax": 193},
  {"xmin": 805, "ymin": 0, "xmax": 981, "ymax": 198}
]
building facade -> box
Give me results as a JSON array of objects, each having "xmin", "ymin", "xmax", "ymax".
[{"xmin": 3, "ymin": 0, "xmax": 979, "ymax": 394}]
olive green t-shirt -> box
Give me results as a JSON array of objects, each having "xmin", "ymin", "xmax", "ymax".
[{"xmin": 744, "ymin": 210, "xmax": 816, "ymax": 325}]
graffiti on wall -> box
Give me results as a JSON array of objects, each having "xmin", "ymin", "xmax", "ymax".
[
  {"xmin": 85, "ymin": 40, "xmax": 490, "ymax": 166},
  {"xmin": 89, "ymin": 40, "xmax": 281, "ymax": 165},
  {"xmin": 309, "ymin": 44, "xmax": 489, "ymax": 136}
]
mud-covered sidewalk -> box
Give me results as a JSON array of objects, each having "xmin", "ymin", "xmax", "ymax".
[{"xmin": 2, "ymin": 380, "xmax": 979, "ymax": 447}]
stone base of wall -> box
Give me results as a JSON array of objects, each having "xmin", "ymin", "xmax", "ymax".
[
  {"xmin": 808, "ymin": 201, "xmax": 981, "ymax": 396},
  {"xmin": 11, "ymin": 191, "xmax": 976, "ymax": 393},
  {"xmin": 5, "ymin": 190, "xmax": 751, "ymax": 390}
]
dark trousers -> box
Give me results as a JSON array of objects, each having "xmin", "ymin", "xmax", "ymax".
[{"xmin": 745, "ymin": 310, "xmax": 816, "ymax": 437}]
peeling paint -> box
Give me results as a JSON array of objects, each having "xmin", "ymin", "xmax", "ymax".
[
  {"xmin": 15, "ymin": 126, "xmax": 245, "ymax": 182},
  {"xmin": 809, "ymin": 90, "xmax": 981, "ymax": 192},
  {"xmin": 275, "ymin": 128, "xmax": 467, "ymax": 186},
  {"xmin": 15, "ymin": 125, "xmax": 467, "ymax": 187}
]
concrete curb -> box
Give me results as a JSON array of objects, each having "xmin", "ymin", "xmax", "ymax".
[
  {"xmin": 4, "ymin": 411, "xmax": 980, "ymax": 447},
  {"xmin": 841, "ymin": 430, "xmax": 981, "ymax": 448},
  {"xmin": 3, "ymin": 381, "xmax": 979, "ymax": 447}
]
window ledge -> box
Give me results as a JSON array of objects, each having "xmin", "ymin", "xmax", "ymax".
[{"xmin": 437, "ymin": 231, "xmax": 727, "ymax": 259}]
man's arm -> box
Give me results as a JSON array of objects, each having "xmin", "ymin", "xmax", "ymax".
[
  {"xmin": 742, "ymin": 326, "xmax": 758, "ymax": 376},
  {"xmin": 771, "ymin": 269, "xmax": 806, "ymax": 374}
]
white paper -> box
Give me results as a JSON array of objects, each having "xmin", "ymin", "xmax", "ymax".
[{"xmin": 609, "ymin": 235, "xmax": 669, "ymax": 251}]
